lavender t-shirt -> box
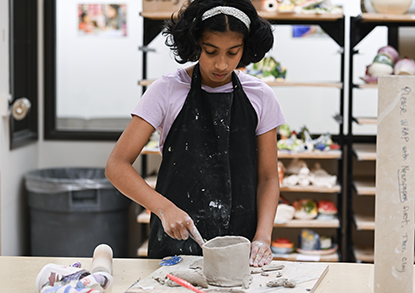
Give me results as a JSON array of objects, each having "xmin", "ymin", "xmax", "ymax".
[{"xmin": 132, "ymin": 67, "xmax": 285, "ymax": 153}]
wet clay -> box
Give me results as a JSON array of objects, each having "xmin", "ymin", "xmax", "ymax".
[{"xmin": 203, "ymin": 236, "xmax": 251, "ymax": 287}]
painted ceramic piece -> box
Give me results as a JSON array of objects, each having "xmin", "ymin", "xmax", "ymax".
[{"xmin": 371, "ymin": 0, "xmax": 412, "ymax": 14}]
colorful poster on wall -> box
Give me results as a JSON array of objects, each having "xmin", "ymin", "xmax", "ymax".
[{"xmin": 78, "ymin": 4, "xmax": 127, "ymax": 37}]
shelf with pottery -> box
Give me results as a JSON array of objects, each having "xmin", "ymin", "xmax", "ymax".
[
  {"xmin": 141, "ymin": 148, "xmax": 342, "ymax": 160},
  {"xmin": 137, "ymin": 237, "xmax": 339, "ymax": 261},
  {"xmin": 137, "ymin": 209, "xmax": 339, "ymax": 229},
  {"xmin": 346, "ymin": 7, "xmax": 415, "ymax": 262},
  {"xmin": 144, "ymin": 175, "xmax": 341, "ymax": 193},
  {"xmin": 272, "ymin": 251, "xmax": 339, "ymax": 262},
  {"xmin": 359, "ymin": 13, "xmax": 415, "ymax": 23}
]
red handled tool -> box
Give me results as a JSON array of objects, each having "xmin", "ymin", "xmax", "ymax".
[{"xmin": 166, "ymin": 273, "xmax": 207, "ymax": 293}]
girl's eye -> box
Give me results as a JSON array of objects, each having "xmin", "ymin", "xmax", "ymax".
[
  {"xmin": 205, "ymin": 50, "xmax": 216, "ymax": 55},
  {"xmin": 228, "ymin": 52, "xmax": 238, "ymax": 56}
]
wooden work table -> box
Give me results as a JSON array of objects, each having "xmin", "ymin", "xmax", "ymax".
[{"xmin": 1, "ymin": 256, "xmax": 379, "ymax": 292}]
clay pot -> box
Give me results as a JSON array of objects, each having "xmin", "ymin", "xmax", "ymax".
[
  {"xmin": 371, "ymin": 0, "xmax": 412, "ymax": 14},
  {"xmin": 361, "ymin": 0, "xmax": 377, "ymax": 13},
  {"xmin": 203, "ymin": 236, "xmax": 251, "ymax": 287}
]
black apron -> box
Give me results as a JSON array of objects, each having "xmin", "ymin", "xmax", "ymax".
[{"xmin": 148, "ymin": 64, "xmax": 258, "ymax": 258}]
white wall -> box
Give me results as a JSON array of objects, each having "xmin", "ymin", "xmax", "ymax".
[{"xmin": 56, "ymin": 1, "xmax": 142, "ymax": 119}]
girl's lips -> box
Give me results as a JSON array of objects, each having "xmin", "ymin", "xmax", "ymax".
[{"xmin": 214, "ymin": 73, "xmax": 227, "ymax": 79}]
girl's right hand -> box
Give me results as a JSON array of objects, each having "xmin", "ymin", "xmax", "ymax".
[{"xmin": 156, "ymin": 205, "xmax": 201, "ymax": 244}]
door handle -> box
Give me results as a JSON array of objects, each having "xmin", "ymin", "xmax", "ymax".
[{"xmin": 12, "ymin": 97, "xmax": 31, "ymax": 120}]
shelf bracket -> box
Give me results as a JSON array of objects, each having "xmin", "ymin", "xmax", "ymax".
[
  {"xmin": 143, "ymin": 18, "xmax": 165, "ymax": 46},
  {"xmin": 319, "ymin": 19, "xmax": 344, "ymax": 47},
  {"xmin": 350, "ymin": 16, "xmax": 377, "ymax": 48}
]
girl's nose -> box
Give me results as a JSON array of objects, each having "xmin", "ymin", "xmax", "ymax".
[{"xmin": 215, "ymin": 55, "xmax": 228, "ymax": 71}]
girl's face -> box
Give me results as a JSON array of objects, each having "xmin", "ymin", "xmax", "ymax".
[{"xmin": 198, "ymin": 30, "xmax": 244, "ymax": 88}]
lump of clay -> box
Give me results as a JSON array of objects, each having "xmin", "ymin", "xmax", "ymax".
[
  {"xmin": 267, "ymin": 278, "xmax": 296, "ymax": 288},
  {"xmin": 284, "ymin": 279, "xmax": 297, "ymax": 288},
  {"xmin": 203, "ymin": 236, "xmax": 251, "ymax": 287},
  {"xmin": 267, "ymin": 278, "xmax": 287, "ymax": 287}
]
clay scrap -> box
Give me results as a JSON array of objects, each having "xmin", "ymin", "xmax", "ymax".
[
  {"xmin": 267, "ymin": 278, "xmax": 297, "ymax": 288},
  {"xmin": 251, "ymin": 263, "xmax": 284, "ymax": 274}
]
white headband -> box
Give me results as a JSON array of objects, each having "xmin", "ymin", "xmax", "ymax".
[{"xmin": 201, "ymin": 6, "xmax": 251, "ymax": 31}]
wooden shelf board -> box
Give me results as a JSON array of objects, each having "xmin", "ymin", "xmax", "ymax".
[
  {"xmin": 353, "ymin": 246, "xmax": 374, "ymax": 263},
  {"xmin": 273, "ymin": 252, "xmax": 339, "ymax": 262},
  {"xmin": 144, "ymin": 176, "xmax": 157, "ymax": 189},
  {"xmin": 140, "ymin": 79, "xmax": 342, "ymax": 88},
  {"xmin": 354, "ymin": 214, "xmax": 375, "ymax": 230},
  {"xmin": 280, "ymin": 184, "xmax": 341, "ymax": 193},
  {"xmin": 355, "ymin": 117, "xmax": 377, "ymax": 125},
  {"xmin": 140, "ymin": 11, "xmax": 176, "ymax": 20},
  {"xmin": 353, "ymin": 178, "xmax": 375, "ymax": 196},
  {"xmin": 259, "ymin": 12, "xmax": 344, "ymax": 21},
  {"xmin": 278, "ymin": 149, "xmax": 342, "ymax": 159},
  {"xmin": 355, "ymin": 83, "xmax": 378, "ymax": 89},
  {"xmin": 353, "ymin": 143, "xmax": 376, "ymax": 161},
  {"xmin": 140, "ymin": 11, "xmax": 344, "ymax": 21},
  {"xmin": 141, "ymin": 148, "xmax": 160, "ymax": 155},
  {"xmin": 137, "ymin": 239, "xmax": 149, "ymax": 257},
  {"xmin": 361, "ymin": 13, "xmax": 415, "ymax": 23},
  {"xmin": 275, "ymin": 218, "xmax": 340, "ymax": 228}
]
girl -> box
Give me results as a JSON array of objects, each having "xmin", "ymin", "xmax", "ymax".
[{"xmin": 106, "ymin": 0, "xmax": 285, "ymax": 267}]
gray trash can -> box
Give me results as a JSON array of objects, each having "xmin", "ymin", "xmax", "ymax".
[{"xmin": 25, "ymin": 167, "xmax": 131, "ymax": 257}]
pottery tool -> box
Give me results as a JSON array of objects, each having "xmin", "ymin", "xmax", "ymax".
[
  {"xmin": 166, "ymin": 273, "xmax": 207, "ymax": 293},
  {"xmin": 188, "ymin": 225, "xmax": 205, "ymax": 248},
  {"xmin": 90, "ymin": 244, "xmax": 113, "ymax": 274}
]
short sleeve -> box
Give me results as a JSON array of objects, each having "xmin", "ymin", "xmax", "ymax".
[
  {"xmin": 131, "ymin": 76, "xmax": 169, "ymax": 131},
  {"xmin": 256, "ymin": 83, "xmax": 286, "ymax": 136}
]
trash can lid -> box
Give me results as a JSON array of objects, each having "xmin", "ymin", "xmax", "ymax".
[{"xmin": 25, "ymin": 167, "xmax": 114, "ymax": 194}]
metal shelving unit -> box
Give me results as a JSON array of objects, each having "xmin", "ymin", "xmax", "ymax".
[{"xmin": 346, "ymin": 13, "xmax": 415, "ymax": 263}]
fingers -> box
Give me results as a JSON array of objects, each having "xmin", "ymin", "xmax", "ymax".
[
  {"xmin": 158, "ymin": 208, "xmax": 197, "ymax": 241},
  {"xmin": 250, "ymin": 241, "xmax": 273, "ymax": 267}
]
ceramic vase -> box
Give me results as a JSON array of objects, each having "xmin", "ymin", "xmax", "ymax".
[{"xmin": 371, "ymin": 0, "xmax": 412, "ymax": 14}]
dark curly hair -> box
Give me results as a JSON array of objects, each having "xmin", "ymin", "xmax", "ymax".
[{"xmin": 163, "ymin": 0, "xmax": 274, "ymax": 67}]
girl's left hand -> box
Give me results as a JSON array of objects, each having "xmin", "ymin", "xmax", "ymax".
[{"xmin": 249, "ymin": 239, "xmax": 273, "ymax": 267}]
